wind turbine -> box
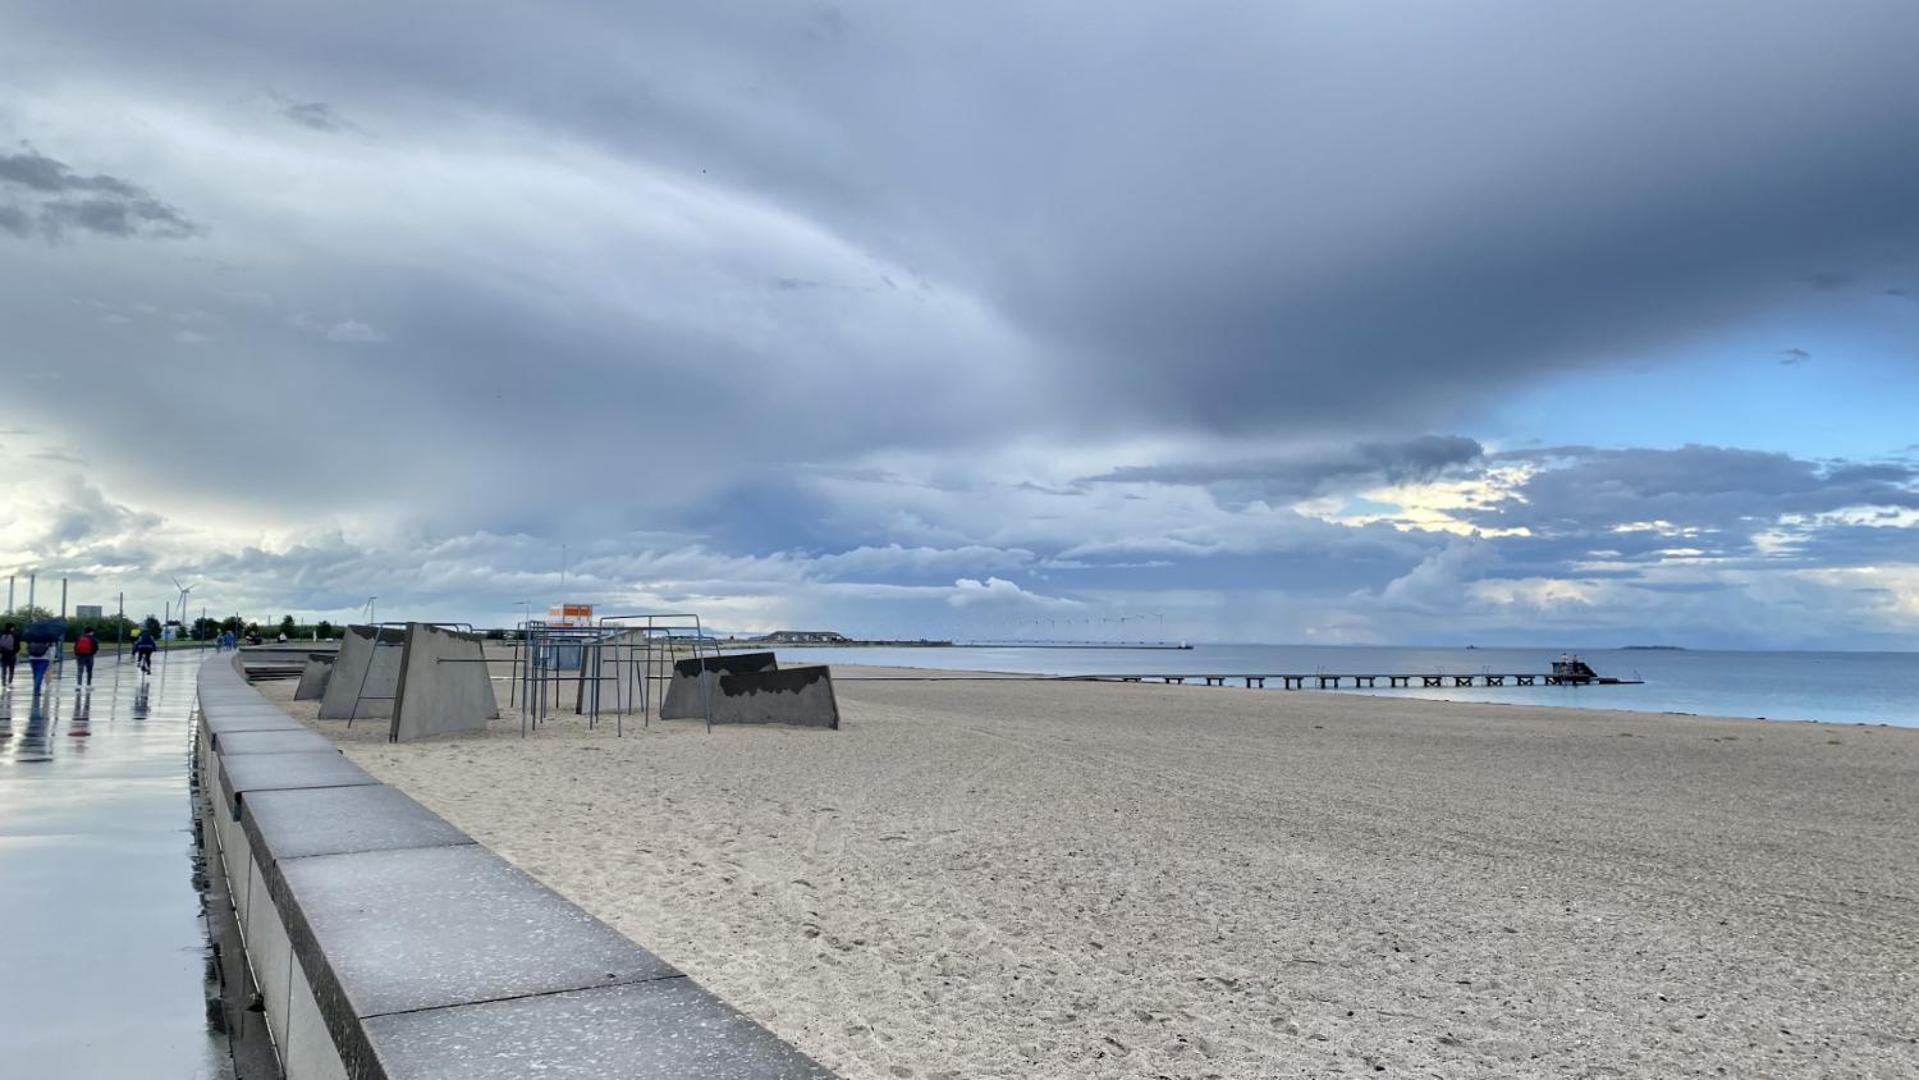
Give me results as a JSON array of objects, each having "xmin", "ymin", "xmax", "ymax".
[{"xmin": 171, "ymin": 577, "xmax": 195, "ymax": 627}]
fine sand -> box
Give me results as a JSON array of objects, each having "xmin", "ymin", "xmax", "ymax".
[{"xmin": 260, "ymin": 662, "xmax": 1919, "ymax": 1078}]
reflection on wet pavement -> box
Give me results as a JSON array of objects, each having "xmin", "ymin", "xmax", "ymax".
[{"xmin": 0, "ymin": 651, "xmax": 231, "ymax": 1078}]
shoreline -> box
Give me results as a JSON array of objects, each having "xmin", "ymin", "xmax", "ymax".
[{"xmin": 822, "ymin": 660, "xmax": 1916, "ymax": 731}]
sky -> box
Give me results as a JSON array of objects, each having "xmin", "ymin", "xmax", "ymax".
[{"xmin": 1, "ymin": 2, "xmax": 1917, "ymax": 649}]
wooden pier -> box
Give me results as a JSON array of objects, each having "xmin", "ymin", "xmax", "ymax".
[{"xmin": 1074, "ymin": 672, "xmax": 1641, "ymax": 689}]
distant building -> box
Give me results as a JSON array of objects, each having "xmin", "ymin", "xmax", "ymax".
[
  {"xmin": 75, "ymin": 604, "xmax": 104, "ymax": 620},
  {"xmin": 754, "ymin": 630, "xmax": 851, "ymax": 644}
]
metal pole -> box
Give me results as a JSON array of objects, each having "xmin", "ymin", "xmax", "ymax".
[
  {"xmin": 60, "ymin": 577, "xmax": 67, "ymax": 619},
  {"xmin": 28, "ymin": 572, "xmax": 35, "ymax": 615},
  {"xmin": 695, "ymin": 615, "xmax": 713, "ymax": 733},
  {"xmin": 117, "ymin": 593, "xmax": 124, "ymax": 659}
]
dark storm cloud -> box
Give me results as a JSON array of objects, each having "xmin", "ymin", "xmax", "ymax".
[
  {"xmin": 6, "ymin": 3, "xmax": 1917, "ymax": 438},
  {"xmin": 0, "ymin": 150, "xmax": 198, "ymax": 240},
  {"xmin": 1466, "ymin": 441, "xmax": 1919, "ymax": 537},
  {"xmin": 1087, "ymin": 435, "xmax": 1483, "ymax": 502}
]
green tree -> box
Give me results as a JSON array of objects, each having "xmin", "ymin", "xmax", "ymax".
[
  {"xmin": 2, "ymin": 604, "xmax": 58, "ymax": 626},
  {"xmin": 315, "ymin": 619, "xmax": 335, "ymax": 639},
  {"xmin": 279, "ymin": 614, "xmax": 297, "ymax": 638}
]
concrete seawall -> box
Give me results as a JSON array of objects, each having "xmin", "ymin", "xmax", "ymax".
[{"xmin": 197, "ymin": 654, "xmax": 836, "ymax": 1079}]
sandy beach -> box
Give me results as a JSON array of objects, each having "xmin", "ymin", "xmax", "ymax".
[{"xmin": 260, "ymin": 662, "xmax": 1919, "ymax": 1078}]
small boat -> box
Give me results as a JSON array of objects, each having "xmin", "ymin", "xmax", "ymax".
[
  {"xmin": 1551, "ymin": 654, "xmax": 1644, "ymax": 686},
  {"xmin": 1552, "ymin": 654, "xmax": 1599, "ymax": 683}
]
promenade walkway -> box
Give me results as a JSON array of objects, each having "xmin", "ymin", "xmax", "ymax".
[{"xmin": 0, "ymin": 650, "xmax": 229, "ymax": 1078}]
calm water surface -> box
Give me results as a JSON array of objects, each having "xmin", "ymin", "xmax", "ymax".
[{"xmin": 774, "ymin": 644, "xmax": 1919, "ymax": 728}]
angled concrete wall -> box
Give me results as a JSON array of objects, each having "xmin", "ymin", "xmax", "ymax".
[
  {"xmin": 661, "ymin": 652, "xmax": 780, "ymax": 720},
  {"xmin": 293, "ymin": 655, "xmax": 334, "ymax": 701},
  {"xmin": 317, "ymin": 625, "xmax": 405, "ymax": 721},
  {"xmin": 711, "ymin": 666, "xmax": 841, "ymax": 729},
  {"xmin": 390, "ymin": 623, "xmax": 500, "ymax": 742}
]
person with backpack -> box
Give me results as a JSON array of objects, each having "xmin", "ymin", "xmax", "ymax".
[
  {"xmin": 0, "ymin": 623, "xmax": 18, "ymax": 689},
  {"xmin": 73, "ymin": 628, "xmax": 99, "ymax": 687},
  {"xmin": 133, "ymin": 628, "xmax": 158, "ymax": 675}
]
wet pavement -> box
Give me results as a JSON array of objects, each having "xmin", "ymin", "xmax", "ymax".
[{"xmin": 0, "ymin": 650, "xmax": 230, "ymax": 1079}]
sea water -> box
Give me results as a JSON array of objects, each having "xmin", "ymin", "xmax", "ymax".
[{"xmin": 773, "ymin": 644, "xmax": 1919, "ymax": 728}]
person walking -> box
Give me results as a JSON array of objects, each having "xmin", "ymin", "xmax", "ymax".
[
  {"xmin": 72, "ymin": 627, "xmax": 99, "ymax": 687},
  {"xmin": 26, "ymin": 635, "xmax": 56, "ymax": 696},
  {"xmin": 0, "ymin": 623, "xmax": 18, "ymax": 689},
  {"xmin": 133, "ymin": 628, "xmax": 157, "ymax": 675}
]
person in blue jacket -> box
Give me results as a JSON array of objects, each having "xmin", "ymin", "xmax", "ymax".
[
  {"xmin": 25, "ymin": 634, "xmax": 57, "ymax": 695},
  {"xmin": 133, "ymin": 629, "xmax": 158, "ymax": 675}
]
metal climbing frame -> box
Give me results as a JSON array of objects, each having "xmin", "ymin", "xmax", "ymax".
[
  {"xmin": 508, "ymin": 614, "xmax": 721, "ymax": 737},
  {"xmin": 513, "ymin": 621, "xmax": 604, "ymax": 737},
  {"xmin": 586, "ymin": 613, "xmax": 720, "ymax": 735}
]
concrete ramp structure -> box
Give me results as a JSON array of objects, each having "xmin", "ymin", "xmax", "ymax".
[
  {"xmin": 712, "ymin": 664, "xmax": 841, "ymax": 728},
  {"xmin": 391, "ymin": 623, "xmax": 499, "ymax": 742},
  {"xmin": 292, "ymin": 654, "xmax": 335, "ymax": 701},
  {"xmin": 661, "ymin": 652, "xmax": 779, "ymax": 719},
  {"xmin": 662, "ymin": 652, "xmax": 839, "ymax": 729},
  {"xmin": 317, "ymin": 625, "xmax": 406, "ymax": 721}
]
